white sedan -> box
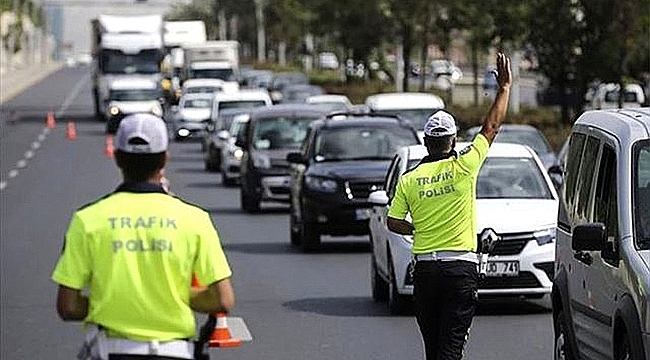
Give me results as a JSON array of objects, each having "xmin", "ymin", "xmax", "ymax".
[{"xmin": 369, "ymin": 142, "xmax": 559, "ymax": 314}]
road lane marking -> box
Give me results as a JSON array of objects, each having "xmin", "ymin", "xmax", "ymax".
[{"xmin": 1, "ymin": 73, "xmax": 88, "ymax": 192}]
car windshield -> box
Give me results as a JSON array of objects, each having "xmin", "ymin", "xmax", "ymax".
[
  {"xmin": 495, "ymin": 129, "xmax": 553, "ymax": 155},
  {"xmin": 605, "ymin": 90, "xmax": 639, "ymax": 103},
  {"xmin": 477, "ymin": 157, "xmax": 553, "ymax": 199},
  {"xmin": 252, "ymin": 116, "xmax": 318, "ymax": 150},
  {"xmin": 371, "ymin": 109, "xmax": 438, "ymax": 130},
  {"xmin": 217, "ymin": 110, "xmax": 247, "ymax": 130},
  {"xmin": 283, "ymin": 87, "xmax": 323, "ymax": 102},
  {"xmin": 230, "ymin": 120, "xmax": 247, "ymax": 139},
  {"xmin": 189, "ymin": 68, "xmax": 236, "ymax": 81},
  {"xmin": 634, "ymin": 140, "xmax": 650, "ymax": 249},
  {"xmin": 101, "ymin": 49, "xmax": 161, "ymax": 74},
  {"xmin": 110, "ymin": 89, "xmax": 160, "ymax": 101},
  {"xmin": 219, "ymin": 100, "xmax": 267, "ymax": 110},
  {"xmin": 185, "ymin": 86, "xmax": 220, "ymax": 94},
  {"xmin": 314, "ymin": 126, "xmax": 417, "ymax": 161},
  {"xmin": 182, "ymin": 99, "xmax": 211, "ymax": 108}
]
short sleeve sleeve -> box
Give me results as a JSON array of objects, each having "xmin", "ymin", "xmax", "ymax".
[
  {"xmin": 387, "ymin": 177, "xmax": 409, "ymax": 220},
  {"xmin": 51, "ymin": 214, "xmax": 91, "ymax": 290},
  {"xmin": 456, "ymin": 133, "xmax": 490, "ymax": 175},
  {"xmin": 193, "ymin": 212, "xmax": 232, "ymax": 286}
]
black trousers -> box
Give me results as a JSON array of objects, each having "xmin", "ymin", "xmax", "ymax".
[{"xmin": 413, "ymin": 260, "xmax": 479, "ymax": 360}]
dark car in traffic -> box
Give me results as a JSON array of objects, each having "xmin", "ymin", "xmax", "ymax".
[
  {"xmin": 236, "ymin": 104, "xmax": 332, "ymax": 213},
  {"xmin": 286, "ymin": 113, "xmax": 421, "ymax": 251}
]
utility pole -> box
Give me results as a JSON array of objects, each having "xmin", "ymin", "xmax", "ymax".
[{"xmin": 254, "ymin": 0, "xmax": 266, "ymax": 62}]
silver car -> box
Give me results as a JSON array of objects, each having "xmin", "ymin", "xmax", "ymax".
[
  {"xmin": 171, "ymin": 94, "xmax": 213, "ymax": 141},
  {"xmin": 219, "ymin": 114, "xmax": 249, "ymax": 186},
  {"xmin": 369, "ymin": 142, "xmax": 559, "ymax": 314},
  {"xmin": 552, "ymin": 108, "xmax": 650, "ymax": 360}
]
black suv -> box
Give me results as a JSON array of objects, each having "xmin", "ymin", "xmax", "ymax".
[
  {"xmin": 286, "ymin": 113, "xmax": 421, "ymax": 250},
  {"xmin": 236, "ymin": 104, "xmax": 332, "ymax": 212}
]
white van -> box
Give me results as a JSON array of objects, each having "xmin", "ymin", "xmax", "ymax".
[{"xmin": 365, "ymin": 92, "xmax": 445, "ymax": 139}]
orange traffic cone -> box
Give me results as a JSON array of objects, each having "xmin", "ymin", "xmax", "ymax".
[
  {"xmin": 104, "ymin": 135, "xmax": 114, "ymax": 158},
  {"xmin": 66, "ymin": 121, "xmax": 77, "ymax": 140},
  {"xmin": 208, "ymin": 312, "xmax": 242, "ymax": 348},
  {"xmin": 46, "ymin": 111, "xmax": 56, "ymax": 129}
]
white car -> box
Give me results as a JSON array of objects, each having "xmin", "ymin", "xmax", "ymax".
[
  {"xmin": 171, "ymin": 93, "xmax": 213, "ymax": 140},
  {"xmin": 219, "ymin": 114, "xmax": 249, "ymax": 186},
  {"xmin": 180, "ymin": 78, "xmax": 238, "ymax": 98},
  {"xmin": 584, "ymin": 82, "xmax": 646, "ymax": 110},
  {"xmin": 369, "ymin": 142, "xmax": 559, "ymax": 314},
  {"xmin": 104, "ymin": 76, "xmax": 164, "ymax": 134},
  {"xmin": 365, "ymin": 92, "xmax": 445, "ymax": 140},
  {"xmin": 306, "ymin": 94, "xmax": 352, "ymax": 112},
  {"xmin": 210, "ymin": 89, "xmax": 272, "ymax": 123}
]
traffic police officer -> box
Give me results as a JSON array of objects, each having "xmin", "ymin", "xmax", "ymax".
[
  {"xmin": 387, "ymin": 53, "xmax": 512, "ymax": 360},
  {"xmin": 52, "ymin": 113, "xmax": 235, "ymax": 360}
]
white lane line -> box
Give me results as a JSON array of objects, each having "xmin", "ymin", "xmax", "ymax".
[
  {"xmin": 55, "ymin": 73, "xmax": 89, "ymax": 118},
  {"xmin": 1, "ymin": 73, "xmax": 89, "ymax": 192}
]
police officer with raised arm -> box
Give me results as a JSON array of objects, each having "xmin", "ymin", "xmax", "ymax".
[
  {"xmin": 52, "ymin": 113, "xmax": 235, "ymax": 360},
  {"xmin": 387, "ymin": 53, "xmax": 512, "ymax": 360}
]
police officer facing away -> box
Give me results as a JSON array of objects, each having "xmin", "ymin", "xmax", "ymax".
[
  {"xmin": 52, "ymin": 114, "xmax": 235, "ymax": 360},
  {"xmin": 387, "ymin": 53, "xmax": 512, "ymax": 360}
]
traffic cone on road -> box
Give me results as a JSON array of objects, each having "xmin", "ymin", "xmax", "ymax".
[
  {"xmin": 104, "ymin": 135, "xmax": 114, "ymax": 158},
  {"xmin": 66, "ymin": 121, "xmax": 77, "ymax": 140},
  {"xmin": 208, "ymin": 312, "xmax": 242, "ymax": 348},
  {"xmin": 46, "ymin": 111, "xmax": 56, "ymax": 129}
]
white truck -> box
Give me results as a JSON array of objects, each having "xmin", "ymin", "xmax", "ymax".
[
  {"xmin": 163, "ymin": 21, "xmax": 207, "ymax": 102},
  {"xmin": 91, "ymin": 14, "xmax": 165, "ymax": 121},
  {"xmin": 182, "ymin": 41, "xmax": 240, "ymax": 85}
]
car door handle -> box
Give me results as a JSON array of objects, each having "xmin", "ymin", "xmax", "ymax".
[{"xmin": 574, "ymin": 251, "xmax": 593, "ymax": 265}]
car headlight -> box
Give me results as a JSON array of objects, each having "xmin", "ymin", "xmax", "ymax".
[
  {"xmin": 534, "ymin": 227, "xmax": 556, "ymax": 245},
  {"xmin": 305, "ymin": 176, "xmax": 337, "ymax": 193},
  {"xmin": 151, "ymin": 105, "xmax": 163, "ymax": 117},
  {"xmin": 109, "ymin": 106, "xmax": 120, "ymax": 116},
  {"xmin": 177, "ymin": 128, "xmax": 190, "ymax": 137},
  {"xmin": 232, "ymin": 148, "xmax": 243, "ymax": 160},
  {"xmin": 252, "ymin": 152, "xmax": 271, "ymax": 169}
]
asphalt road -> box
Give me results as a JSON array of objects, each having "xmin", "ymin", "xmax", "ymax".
[{"xmin": 0, "ymin": 67, "xmax": 554, "ymax": 360}]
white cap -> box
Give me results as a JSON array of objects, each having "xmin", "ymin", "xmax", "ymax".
[
  {"xmin": 115, "ymin": 114, "xmax": 168, "ymax": 154},
  {"xmin": 423, "ymin": 110, "xmax": 457, "ymax": 137}
]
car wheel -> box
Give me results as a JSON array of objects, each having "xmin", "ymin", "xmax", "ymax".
[
  {"xmin": 289, "ymin": 204, "xmax": 301, "ymax": 246},
  {"xmin": 240, "ymin": 187, "xmax": 260, "ymax": 213},
  {"xmin": 204, "ymin": 148, "xmax": 219, "ymax": 172},
  {"xmin": 554, "ymin": 310, "xmax": 575, "ymax": 360},
  {"xmin": 371, "ymin": 253, "xmax": 388, "ymax": 302},
  {"xmin": 615, "ymin": 331, "xmax": 632, "ymax": 360},
  {"xmin": 299, "ymin": 210, "xmax": 320, "ymax": 251},
  {"xmin": 222, "ymin": 169, "xmax": 236, "ymax": 187},
  {"xmin": 388, "ymin": 256, "xmax": 410, "ymax": 315}
]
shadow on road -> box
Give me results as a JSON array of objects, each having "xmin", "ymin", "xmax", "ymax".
[
  {"xmin": 283, "ymin": 296, "xmax": 396, "ymax": 317},
  {"xmin": 173, "ymin": 167, "xmax": 210, "ymax": 174},
  {"xmin": 476, "ymin": 297, "xmax": 551, "ymax": 316},
  {"xmin": 222, "ymin": 239, "xmax": 370, "ymax": 255},
  {"xmin": 168, "ymin": 155, "xmax": 204, "ymax": 162}
]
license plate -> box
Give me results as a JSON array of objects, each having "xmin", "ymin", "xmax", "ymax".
[
  {"xmin": 485, "ymin": 261, "xmax": 519, "ymax": 277},
  {"xmin": 355, "ymin": 208, "xmax": 372, "ymax": 220}
]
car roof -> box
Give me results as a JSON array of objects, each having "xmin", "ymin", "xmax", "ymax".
[
  {"xmin": 575, "ymin": 108, "xmax": 650, "ymax": 141},
  {"xmin": 213, "ymin": 89, "xmax": 271, "ymax": 101},
  {"xmin": 404, "ymin": 142, "xmax": 537, "ymax": 162},
  {"xmin": 312, "ymin": 115, "xmax": 416, "ymax": 130},
  {"xmin": 183, "ymin": 79, "xmax": 225, "ymax": 87},
  {"xmin": 180, "ymin": 93, "xmax": 213, "ymax": 101},
  {"xmin": 365, "ymin": 92, "xmax": 445, "ymax": 110},
  {"xmin": 307, "ymin": 95, "xmax": 351, "ymax": 104},
  {"xmin": 249, "ymin": 104, "xmax": 331, "ymax": 119}
]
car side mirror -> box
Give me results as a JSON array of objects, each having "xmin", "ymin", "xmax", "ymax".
[
  {"xmin": 368, "ymin": 190, "xmax": 389, "ymax": 206},
  {"xmin": 217, "ymin": 130, "xmax": 230, "ymax": 141},
  {"xmin": 286, "ymin": 152, "xmax": 306, "ymax": 164},
  {"xmin": 572, "ymin": 223, "xmax": 606, "ymax": 251}
]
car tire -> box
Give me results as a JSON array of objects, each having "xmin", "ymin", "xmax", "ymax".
[
  {"xmin": 371, "ymin": 253, "xmax": 389, "ymax": 302},
  {"xmin": 240, "ymin": 187, "xmax": 260, "ymax": 213},
  {"xmin": 221, "ymin": 168, "xmax": 236, "ymax": 187},
  {"xmin": 554, "ymin": 310, "xmax": 576, "ymax": 360},
  {"xmin": 388, "ymin": 256, "xmax": 410, "ymax": 315},
  {"xmin": 299, "ymin": 211, "xmax": 320, "ymax": 251},
  {"xmin": 204, "ymin": 148, "xmax": 219, "ymax": 172}
]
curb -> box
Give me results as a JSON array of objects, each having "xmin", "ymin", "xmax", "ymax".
[{"xmin": 0, "ymin": 62, "xmax": 64, "ymax": 105}]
